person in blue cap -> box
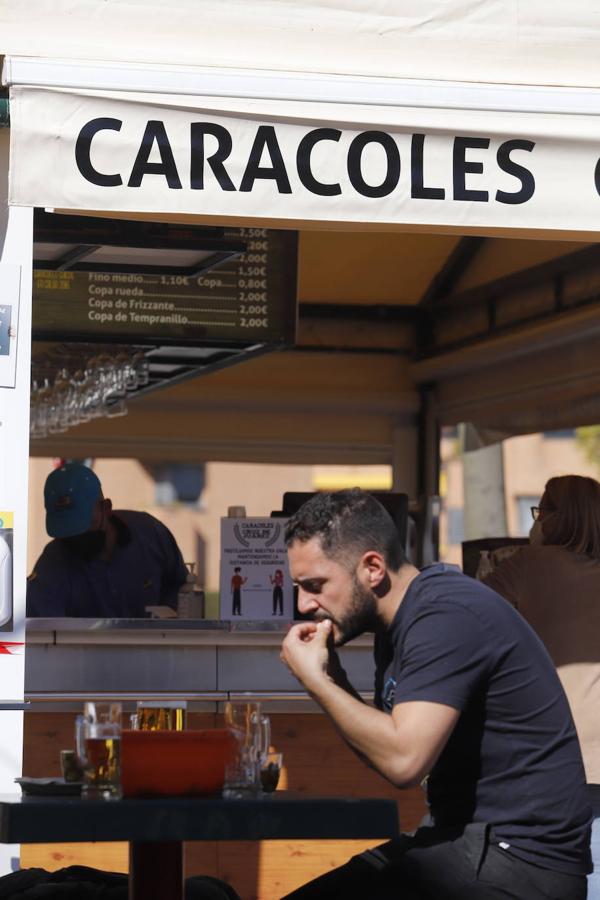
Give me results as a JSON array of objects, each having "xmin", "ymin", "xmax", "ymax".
[{"xmin": 26, "ymin": 462, "xmax": 188, "ymax": 618}]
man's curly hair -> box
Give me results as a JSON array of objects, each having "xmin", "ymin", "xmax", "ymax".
[{"xmin": 284, "ymin": 488, "xmax": 405, "ymax": 572}]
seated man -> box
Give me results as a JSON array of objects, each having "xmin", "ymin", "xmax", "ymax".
[
  {"xmin": 27, "ymin": 462, "xmax": 188, "ymax": 617},
  {"xmin": 280, "ymin": 488, "xmax": 592, "ymax": 900}
]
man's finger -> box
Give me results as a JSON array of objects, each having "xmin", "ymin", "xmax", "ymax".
[
  {"xmin": 293, "ymin": 622, "xmax": 318, "ymax": 641},
  {"xmin": 313, "ymin": 619, "xmax": 332, "ymax": 643}
]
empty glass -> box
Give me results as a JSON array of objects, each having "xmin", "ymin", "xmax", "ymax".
[
  {"xmin": 30, "ymin": 348, "xmax": 151, "ymax": 439},
  {"xmin": 223, "ymin": 702, "xmax": 271, "ymax": 799},
  {"xmin": 224, "ymin": 702, "xmax": 270, "ymax": 757},
  {"xmin": 223, "ymin": 745, "xmax": 261, "ymax": 799}
]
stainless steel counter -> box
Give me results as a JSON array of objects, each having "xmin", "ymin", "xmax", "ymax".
[{"xmin": 24, "ymin": 618, "xmax": 376, "ymax": 712}]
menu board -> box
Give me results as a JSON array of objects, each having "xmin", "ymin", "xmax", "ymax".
[{"xmin": 32, "ymin": 227, "xmax": 297, "ymax": 346}]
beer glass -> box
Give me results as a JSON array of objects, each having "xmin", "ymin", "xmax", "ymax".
[
  {"xmin": 134, "ymin": 699, "xmax": 187, "ymax": 731},
  {"xmin": 75, "ymin": 701, "xmax": 122, "ymax": 798}
]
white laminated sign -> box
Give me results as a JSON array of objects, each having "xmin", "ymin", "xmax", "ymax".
[
  {"xmin": 0, "ymin": 265, "xmax": 20, "ymax": 389},
  {"xmin": 219, "ymin": 517, "xmax": 293, "ymax": 621}
]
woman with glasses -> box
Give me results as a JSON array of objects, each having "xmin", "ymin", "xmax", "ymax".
[{"xmin": 484, "ymin": 474, "xmax": 600, "ymax": 898}]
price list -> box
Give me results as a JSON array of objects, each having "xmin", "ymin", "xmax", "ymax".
[{"xmin": 32, "ymin": 227, "xmax": 297, "ymax": 346}]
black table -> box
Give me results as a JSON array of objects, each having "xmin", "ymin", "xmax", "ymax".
[{"xmin": 0, "ymin": 792, "xmax": 400, "ymax": 900}]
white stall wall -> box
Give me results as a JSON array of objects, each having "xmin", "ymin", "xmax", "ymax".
[{"xmin": 0, "ymin": 129, "xmax": 32, "ymax": 874}]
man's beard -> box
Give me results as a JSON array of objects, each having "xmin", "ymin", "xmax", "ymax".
[{"xmin": 321, "ymin": 574, "xmax": 379, "ymax": 646}]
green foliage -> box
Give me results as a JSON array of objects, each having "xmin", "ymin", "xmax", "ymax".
[{"xmin": 575, "ymin": 426, "xmax": 600, "ymax": 471}]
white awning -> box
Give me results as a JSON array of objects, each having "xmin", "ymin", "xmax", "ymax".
[
  {"xmin": 2, "ymin": 1, "xmax": 600, "ymax": 90},
  {"xmin": 5, "ymin": 55, "xmax": 600, "ymax": 236}
]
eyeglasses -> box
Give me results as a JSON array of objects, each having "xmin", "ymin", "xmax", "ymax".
[{"xmin": 530, "ymin": 506, "xmax": 553, "ymax": 521}]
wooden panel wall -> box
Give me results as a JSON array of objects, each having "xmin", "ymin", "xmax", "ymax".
[{"xmin": 22, "ymin": 711, "xmax": 427, "ymax": 900}]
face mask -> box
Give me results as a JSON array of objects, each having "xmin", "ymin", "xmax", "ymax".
[
  {"xmin": 62, "ymin": 529, "xmax": 106, "ymax": 561},
  {"xmin": 529, "ymin": 519, "xmax": 545, "ymax": 546}
]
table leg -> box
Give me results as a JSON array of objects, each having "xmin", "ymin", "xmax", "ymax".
[{"xmin": 129, "ymin": 840, "xmax": 184, "ymax": 900}]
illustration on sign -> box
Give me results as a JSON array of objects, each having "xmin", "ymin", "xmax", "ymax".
[
  {"xmin": 219, "ymin": 517, "xmax": 293, "ymax": 621},
  {"xmin": 0, "ymin": 266, "xmax": 21, "ymax": 389},
  {"xmin": 0, "ymin": 512, "xmax": 14, "ymax": 630}
]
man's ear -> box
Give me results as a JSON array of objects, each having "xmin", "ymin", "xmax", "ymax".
[{"xmin": 358, "ymin": 550, "xmax": 387, "ymax": 589}]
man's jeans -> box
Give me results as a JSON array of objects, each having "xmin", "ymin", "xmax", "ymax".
[{"xmin": 283, "ymin": 823, "xmax": 588, "ymax": 900}]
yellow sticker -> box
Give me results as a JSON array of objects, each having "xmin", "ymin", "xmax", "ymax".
[{"xmin": 0, "ymin": 512, "xmax": 13, "ymax": 529}]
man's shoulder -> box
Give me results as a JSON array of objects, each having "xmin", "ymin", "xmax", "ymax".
[
  {"xmin": 412, "ymin": 563, "xmax": 480, "ymax": 598},
  {"xmin": 114, "ymin": 509, "xmax": 153, "ymax": 524},
  {"xmin": 114, "ymin": 510, "xmax": 167, "ymax": 533},
  {"xmin": 406, "ymin": 563, "xmax": 517, "ymax": 627},
  {"xmin": 34, "ymin": 538, "xmax": 70, "ymax": 567}
]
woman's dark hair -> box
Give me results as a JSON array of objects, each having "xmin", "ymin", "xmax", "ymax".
[
  {"xmin": 284, "ymin": 488, "xmax": 405, "ymax": 572},
  {"xmin": 540, "ymin": 475, "xmax": 600, "ymax": 560}
]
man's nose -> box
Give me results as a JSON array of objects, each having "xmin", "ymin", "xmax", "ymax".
[{"xmin": 297, "ymin": 589, "xmax": 319, "ymax": 615}]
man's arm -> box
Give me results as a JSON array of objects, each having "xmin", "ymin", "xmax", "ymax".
[
  {"xmin": 281, "ymin": 619, "xmax": 459, "ymax": 788},
  {"xmin": 147, "ymin": 516, "xmax": 187, "ymax": 607},
  {"xmin": 325, "ymin": 645, "xmax": 364, "ymax": 703}
]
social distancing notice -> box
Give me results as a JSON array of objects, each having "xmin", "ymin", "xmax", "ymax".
[{"xmin": 219, "ymin": 517, "xmax": 293, "ymax": 621}]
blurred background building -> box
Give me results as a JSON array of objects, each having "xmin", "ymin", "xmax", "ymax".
[{"xmin": 28, "ymin": 426, "xmax": 600, "ymax": 614}]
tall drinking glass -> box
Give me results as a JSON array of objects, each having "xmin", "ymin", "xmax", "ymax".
[
  {"xmin": 75, "ymin": 701, "xmax": 122, "ymax": 799},
  {"xmin": 223, "ymin": 702, "xmax": 270, "ymax": 798}
]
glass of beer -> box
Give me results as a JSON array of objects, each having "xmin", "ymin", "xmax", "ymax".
[
  {"xmin": 75, "ymin": 701, "xmax": 122, "ymax": 799},
  {"xmin": 134, "ymin": 699, "xmax": 187, "ymax": 732}
]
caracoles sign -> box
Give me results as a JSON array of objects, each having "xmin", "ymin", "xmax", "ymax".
[
  {"xmin": 76, "ymin": 117, "xmax": 536, "ymax": 205},
  {"xmin": 9, "ymin": 85, "xmax": 600, "ymax": 232}
]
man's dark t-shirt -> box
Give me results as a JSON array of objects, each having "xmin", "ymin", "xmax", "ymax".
[{"xmin": 374, "ymin": 564, "xmax": 592, "ymax": 876}]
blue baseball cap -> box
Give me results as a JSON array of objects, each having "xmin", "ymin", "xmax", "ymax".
[{"xmin": 44, "ymin": 463, "xmax": 102, "ymax": 538}]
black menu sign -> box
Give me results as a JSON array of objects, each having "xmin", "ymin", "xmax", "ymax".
[{"xmin": 33, "ymin": 227, "xmax": 297, "ymax": 346}]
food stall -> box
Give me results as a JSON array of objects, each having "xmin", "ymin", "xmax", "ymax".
[{"xmin": 3, "ymin": 2, "xmax": 600, "ymax": 896}]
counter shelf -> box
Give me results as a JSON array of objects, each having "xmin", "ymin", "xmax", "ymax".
[{"xmin": 24, "ymin": 618, "xmax": 375, "ymax": 711}]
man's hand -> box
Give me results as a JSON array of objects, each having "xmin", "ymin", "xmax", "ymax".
[
  {"xmin": 280, "ymin": 619, "xmax": 333, "ymax": 694},
  {"xmin": 280, "ymin": 621, "xmax": 459, "ymax": 787}
]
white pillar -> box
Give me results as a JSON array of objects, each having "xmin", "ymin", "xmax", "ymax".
[
  {"xmin": 0, "ymin": 128, "xmax": 33, "ymax": 874},
  {"xmin": 462, "ymin": 428, "xmax": 507, "ymax": 540}
]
